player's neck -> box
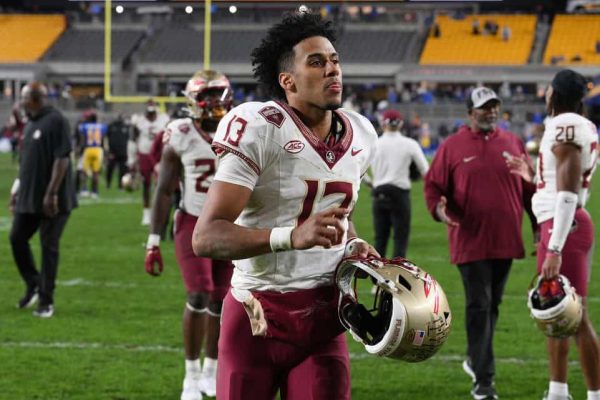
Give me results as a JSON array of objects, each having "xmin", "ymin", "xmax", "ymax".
[{"xmin": 288, "ymin": 104, "xmax": 332, "ymax": 141}]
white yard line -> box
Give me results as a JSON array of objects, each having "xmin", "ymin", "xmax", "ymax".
[{"xmin": 0, "ymin": 340, "xmax": 579, "ymax": 366}]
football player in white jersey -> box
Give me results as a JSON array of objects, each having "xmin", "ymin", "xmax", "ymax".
[
  {"xmin": 144, "ymin": 70, "xmax": 234, "ymax": 400},
  {"xmin": 508, "ymin": 69, "xmax": 599, "ymax": 400},
  {"xmin": 132, "ymin": 100, "xmax": 170, "ymax": 225},
  {"xmin": 192, "ymin": 11, "xmax": 378, "ymax": 400}
]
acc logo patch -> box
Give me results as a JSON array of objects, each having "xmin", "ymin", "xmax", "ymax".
[
  {"xmin": 284, "ymin": 140, "xmax": 305, "ymax": 154},
  {"xmin": 259, "ymin": 106, "xmax": 285, "ymax": 128}
]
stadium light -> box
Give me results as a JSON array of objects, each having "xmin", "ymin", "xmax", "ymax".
[
  {"xmin": 229, "ymin": 5, "xmax": 237, "ymax": 14},
  {"xmin": 185, "ymin": 6, "xmax": 193, "ymax": 14},
  {"xmin": 115, "ymin": 5, "xmax": 124, "ymax": 14}
]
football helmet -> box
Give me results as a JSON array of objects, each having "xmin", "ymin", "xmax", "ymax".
[
  {"xmin": 183, "ymin": 70, "xmax": 232, "ymax": 121},
  {"xmin": 121, "ymin": 172, "xmax": 139, "ymax": 192},
  {"xmin": 527, "ymin": 274, "xmax": 582, "ymax": 338},
  {"xmin": 335, "ymin": 256, "xmax": 452, "ymax": 362}
]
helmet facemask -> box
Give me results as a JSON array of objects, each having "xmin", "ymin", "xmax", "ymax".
[{"xmin": 182, "ymin": 70, "xmax": 233, "ymax": 131}]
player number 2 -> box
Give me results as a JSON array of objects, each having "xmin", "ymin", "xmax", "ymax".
[
  {"xmin": 298, "ymin": 180, "xmax": 353, "ymax": 225},
  {"xmin": 194, "ymin": 159, "xmax": 215, "ymax": 193}
]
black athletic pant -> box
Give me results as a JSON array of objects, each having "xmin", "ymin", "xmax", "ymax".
[
  {"xmin": 458, "ymin": 259, "xmax": 512, "ymax": 386},
  {"xmin": 372, "ymin": 184, "xmax": 411, "ymax": 258},
  {"xmin": 106, "ymin": 154, "xmax": 128, "ymax": 189},
  {"xmin": 10, "ymin": 212, "xmax": 71, "ymax": 305}
]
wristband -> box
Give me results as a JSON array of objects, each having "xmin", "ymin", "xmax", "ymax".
[
  {"xmin": 146, "ymin": 233, "xmax": 161, "ymax": 249},
  {"xmin": 10, "ymin": 178, "xmax": 19, "ymax": 196},
  {"xmin": 345, "ymin": 237, "xmax": 366, "ymax": 257},
  {"xmin": 269, "ymin": 227, "xmax": 294, "ymax": 252},
  {"xmin": 547, "ymin": 191, "xmax": 578, "ymax": 254}
]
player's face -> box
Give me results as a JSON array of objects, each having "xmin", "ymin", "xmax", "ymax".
[
  {"xmin": 470, "ymin": 101, "xmax": 499, "ymax": 131},
  {"xmin": 289, "ymin": 36, "xmax": 342, "ymax": 110}
]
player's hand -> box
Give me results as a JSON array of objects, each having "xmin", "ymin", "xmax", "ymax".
[
  {"xmin": 542, "ymin": 252, "xmax": 561, "ymax": 279},
  {"xmin": 42, "ymin": 193, "xmax": 59, "ymax": 217},
  {"xmin": 505, "ymin": 153, "xmax": 534, "ymax": 183},
  {"xmin": 8, "ymin": 194, "xmax": 17, "ymax": 215},
  {"xmin": 346, "ymin": 239, "xmax": 380, "ymax": 258},
  {"xmin": 291, "ymin": 207, "xmax": 348, "ymax": 250},
  {"xmin": 435, "ymin": 196, "xmax": 459, "ymax": 227},
  {"xmin": 145, "ymin": 246, "xmax": 164, "ymax": 276}
]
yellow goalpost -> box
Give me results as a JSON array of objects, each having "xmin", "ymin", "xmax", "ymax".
[{"xmin": 103, "ymin": 0, "xmax": 212, "ymax": 107}]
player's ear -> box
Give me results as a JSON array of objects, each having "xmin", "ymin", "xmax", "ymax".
[{"xmin": 279, "ymin": 72, "xmax": 295, "ymax": 93}]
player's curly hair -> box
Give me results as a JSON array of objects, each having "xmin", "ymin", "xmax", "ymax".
[{"xmin": 251, "ymin": 12, "xmax": 337, "ymax": 100}]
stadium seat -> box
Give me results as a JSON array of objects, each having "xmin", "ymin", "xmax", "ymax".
[
  {"xmin": 419, "ymin": 14, "xmax": 536, "ymax": 65},
  {"xmin": 543, "ymin": 15, "xmax": 600, "ymax": 65},
  {"xmin": 0, "ymin": 15, "xmax": 66, "ymax": 63}
]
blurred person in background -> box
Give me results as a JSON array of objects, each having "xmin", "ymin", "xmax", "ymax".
[
  {"xmin": 131, "ymin": 99, "xmax": 169, "ymax": 225},
  {"xmin": 507, "ymin": 69, "xmax": 600, "ymax": 400},
  {"xmin": 5, "ymin": 102, "xmax": 26, "ymax": 163},
  {"xmin": 9, "ymin": 81, "xmax": 77, "ymax": 318},
  {"xmin": 365, "ymin": 109, "xmax": 429, "ymax": 258},
  {"xmin": 145, "ymin": 70, "xmax": 235, "ymax": 400},
  {"xmin": 424, "ymin": 86, "xmax": 537, "ymax": 400},
  {"xmin": 105, "ymin": 113, "xmax": 130, "ymax": 190},
  {"xmin": 77, "ymin": 110, "xmax": 106, "ymax": 198}
]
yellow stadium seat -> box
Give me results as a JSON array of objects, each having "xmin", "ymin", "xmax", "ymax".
[
  {"xmin": 0, "ymin": 14, "xmax": 66, "ymax": 63},
  {"xmin": 420, "ymin": 14, "xmax": 536, "ymax": 65},
  {"xmin": 544, "ymin": 15, "xmax": 600, "ymax": 65}
]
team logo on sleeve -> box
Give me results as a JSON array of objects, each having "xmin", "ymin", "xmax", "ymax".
[
  {"xmin": 284, "ymin": 140, "xmax": 305, "ymax": 154},
  {"xmin": 259, "ymin": 106, "xmax": 285, "ymax": 128}
]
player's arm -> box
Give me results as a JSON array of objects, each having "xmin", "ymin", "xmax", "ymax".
[
  {"xmin": 145, "ymin": 145, "xmax": 181, "ymax": 276},
  {"xmin": 423, "ymin": 144, "xmax": 458, "ymax": 227},
  {"xmin": 345, "ymin": 211, "xmax": 379, "ymax": 258},
  {"xmin": 541, "ymin": 142, "xmax": 581, "ymax": 278},
  {"xmin": 192, "ymin": 179, "xmax": 347, "ymax": 261}
]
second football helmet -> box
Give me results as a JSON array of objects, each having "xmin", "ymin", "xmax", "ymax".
[
  {"xmin": 335, "ymin": 256, "xmax": 452, "ymax": 362},
  {"xmin": 527, "ymin": 274, "xmax": 582, "ymax": 338},
  {"xmin": 183, "ymin": 70, "xmax": 233, "ymax": 121}
]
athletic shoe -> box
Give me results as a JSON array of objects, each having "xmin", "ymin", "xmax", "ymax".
[
  {"xmin": 33, "ymin": 304, "xmax": 54, "ymax": 318},
  {"xmin": 80, "ymin": 190, "xmax": 90, "ymax": 198},
  {"xmin": 471, "ymin": 382, "xmax": 498, "ymax": 400},
  {"xmin": 16, "ymin": 287, "xmax": 39, "ymax": 309},
  {"xmin": 199, "ymin": 368, "xmax": 216, "ymax": 397},
  {"xmin": 463, "ymin": 359, "xmax": 476, "ymax": 383},
  {"xmin": 181, "ymin": 374, "xmax": 203, "ymax": 400},
  {"xmin": 542, "ymin": 391, "xmax": 573, "ymax": 400}
]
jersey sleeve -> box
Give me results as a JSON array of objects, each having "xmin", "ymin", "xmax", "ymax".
[
  {"xmin": 164, "ymin": 120, "xmax": 189, "ymax": 156},
  {"xmin": 212, "ymin": 103, "xmax": 273, "ymax": 176}
]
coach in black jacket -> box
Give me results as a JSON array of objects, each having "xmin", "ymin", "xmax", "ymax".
[{"xmin": 9, "ymin": 81, "xmax": 77, "ymax": 318}]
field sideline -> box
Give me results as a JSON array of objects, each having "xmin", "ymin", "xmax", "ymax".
[{"xmin": 1, "ymin": 152, "xmax": 599, "ymax": 400}]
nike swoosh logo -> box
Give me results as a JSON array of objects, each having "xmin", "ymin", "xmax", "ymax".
[
  {"xmin": 351, "ymin": 148, "xmax": 362, "ymax": 156},
  {"xmin": 463, "ymin": 156, "xmax": 477, "ymax": 163}
]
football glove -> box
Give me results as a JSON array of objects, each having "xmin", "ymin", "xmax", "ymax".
[{"xmin": 145, "ymin": 246, "xmax": 163, "ymax": 276}]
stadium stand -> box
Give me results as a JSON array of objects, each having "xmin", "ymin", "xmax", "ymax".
[
  {"xmin": 0, "ymin": 14, "xmax": 66, "ymax": 63},
  {"xmin": 420, "ymin": 14, "xmax": 537, "ymax": 65},
  {"xmin": 543, "ymin": 14, "xmax": 600, "ymax": 65},
  {"xmin": 42, "ymin": 28, "xmax": 144, "ymax": 62}
]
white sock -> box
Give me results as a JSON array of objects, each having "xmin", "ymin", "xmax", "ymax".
[
  {"xmin": 185, "ymin": 359, "xmax": 201, "ymax": 375},
  {"xmin": 143, "ymin": 208, "xmax": 150, "ymax": 217},
  {"xmin": 203, "ymin": 357, "xmax": 217, "ymax": 373},
  {"xmin": 549, "ymin": 381, "xmax": 569, "ymax": 397},
  {"xmin": 588, "ymin": 389, "xmax": 600, "ymax": 400}
]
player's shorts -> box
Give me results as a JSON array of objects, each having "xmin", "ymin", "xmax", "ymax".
[
  {"xmin": 174, "ymin": 210, "xmax": 233, "ymax": 301},
  {"xmin": 537, "ymin": 208, "xmax": 594, "ymax": 297},
  {"xmin": 82, "ymin": 147, "xmax": 103, "ymax": 174},
  {"xmin": 217, "ymin": 286, "xmax": 350, "ymax": 400},
  {"xmin": 138, "ymin": 153, "xmax": 154, "ymax": 185}
]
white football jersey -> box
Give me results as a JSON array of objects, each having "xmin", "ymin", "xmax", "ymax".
[
  {"xmin": 212, "ymin": 100, "xmax": 378, "ymax": 292},
  {"xmin": 164, "ymin": 118, "xmax": 216, "ymax": 217},
  {"xmin": 532, "ymin": 112, "xmax": 599, "ymax": 223},
  {"xmin": 133, "ymin": 113, "xmax": 170, "ymax": 154}
]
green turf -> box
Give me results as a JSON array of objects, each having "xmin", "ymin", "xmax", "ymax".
[{"xmin": 0, "ymin": 152, "xmax": 598, "ymax": 399}]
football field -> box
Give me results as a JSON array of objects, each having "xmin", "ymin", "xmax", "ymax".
[{"xmin": 1, "ymin": 152, "xmax": 599, "ymax": 400}]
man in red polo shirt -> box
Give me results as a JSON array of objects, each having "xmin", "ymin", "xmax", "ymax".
[{"xmin": 424, "ymin": 86, "xmax": 537, "ymax": 400}]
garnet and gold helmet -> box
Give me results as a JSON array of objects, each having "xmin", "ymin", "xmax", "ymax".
[
  {"xmin": 527, "ymin": 274, "xmax": 582, "ymax": 338},
  {"xmin": 182, "ymin": 70, "xmax": 232, "ymax": 121},
  {"xmin": 335, "ymin": 256, "xmax": 452, "ymax": 362}
]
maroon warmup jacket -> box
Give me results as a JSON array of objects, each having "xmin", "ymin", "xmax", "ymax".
[{"xmin": 424, "ymin": 125, "xmax": 536, "ymax": 265}]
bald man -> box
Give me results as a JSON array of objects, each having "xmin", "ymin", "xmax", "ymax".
[{"xmin": 9, "ymin": 82, "xmax": 77, "ymax": 318}]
